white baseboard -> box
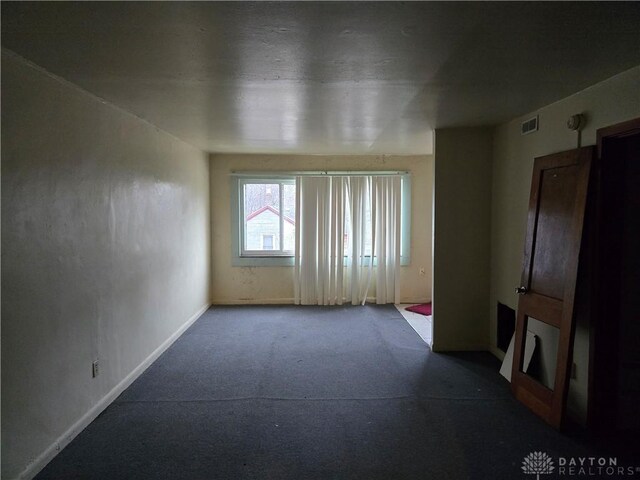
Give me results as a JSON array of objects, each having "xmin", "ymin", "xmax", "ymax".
[
  {"xmin": 213, "ymin": 298, "xmax": 430, "ymax": 306},
  {"xmin": 489, "ymin": 345, "xmax": 506, "ymax": 361},
  {"xmin": 431, "ymin": 342, "xmax": 489, "ymax": 353},
  {"xmin": 16, "ymin": 303, "xmax": 211, "ymax": 480},
  {"xmin": 212, "ymin": 298, "xmax": 295, "ymax": 305},
  {"xmin": 398, "ymin": 298, "xmax": 431, "ymax": 304}
]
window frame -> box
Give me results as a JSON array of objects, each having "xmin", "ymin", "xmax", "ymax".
[
  {"xmin": 231, "ymin": 176, "xmax": 296, "ymax": 267},
  {"xmin": 400, "ymin": 174, "xmax": 411, "ymax": 266}
]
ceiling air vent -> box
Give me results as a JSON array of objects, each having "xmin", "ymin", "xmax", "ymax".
[{"xmin": 521, "ymin": 116, "xmax": 539, "ymax": 135}]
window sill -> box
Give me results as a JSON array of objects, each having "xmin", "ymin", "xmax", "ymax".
[
  {"xmin": 231, "ymin": 256, "xmax": 409, "ymax": 267},
  {"xmin": 241, "ymin": 253, "xmax": 294, "ymax": 258},
  {"xmin": 232, "ymin": 256, "xmax": 295, "ymax": 267}
]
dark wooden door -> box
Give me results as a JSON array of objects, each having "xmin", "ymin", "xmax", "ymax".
[{"xmin": 511, "ymin": 147, "xmax": 593, "ymax": 429}]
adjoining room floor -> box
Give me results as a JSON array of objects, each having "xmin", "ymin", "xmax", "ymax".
[
  {"xmin": 395, "ymin": 304, "xmax": 432, "ymax": 346},
  {"xmin": 36, "ymin": 305, "xmax": 637, "ymax": 480}
]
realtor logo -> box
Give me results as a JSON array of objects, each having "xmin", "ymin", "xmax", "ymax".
[{"xmin": 522, "ymin": 451, "xmax": 555, "ymax": 479}]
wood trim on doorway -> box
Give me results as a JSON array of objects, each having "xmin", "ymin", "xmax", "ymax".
[{"xmin": 596, "ymin": 117, "xmax": 640, "ymax": 156}]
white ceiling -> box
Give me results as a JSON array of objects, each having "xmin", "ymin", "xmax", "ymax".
[{"xmin": 2, "ymin": 2, "xmax": 639, "ymax": 154}]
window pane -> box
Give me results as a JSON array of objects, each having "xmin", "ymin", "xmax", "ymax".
[
  {"xmin": 364, "ymin": 198, "xmax": 372, "ymax": 256},
  {"xmin": 344, "ymin": 203, "xmax": 351, "ymax": 257},
  {"xmin": 283, "ymin": 183, "xmax": 296, "ymax": 251},
  {"xmin": 343, "ymin": 195, "xmax": 372, "ymax": 257},
  {"xmin": 244, "ymin": 183, "xmax": 280, "ymax": 251}
]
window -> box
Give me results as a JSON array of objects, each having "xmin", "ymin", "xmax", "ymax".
[
  {"xmin": 239, "ymin": 179, "xmax": 296, "ymax": 257},
  {"xmin": 342, "ymin": 196, "xmax": 373, "ymax": 258},
  {"xmin": 341, "ymin": 177, "xmax": 411, "ymax": 264},
  {"xmin": 231, "ymin": 173, "xmax": 411, "ymax": 267}
]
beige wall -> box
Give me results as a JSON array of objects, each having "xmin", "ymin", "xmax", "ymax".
[
  {"xmin": 432, "ymin": 128, "xmax": 493, "ymax": 351},
  {"xmin": 490, "ymin": 65, "xmax": 640, "ymax": 423},
  {"xmin": 210, "ymin": 154, "xmax": 433, "ymax": 304},
  {"xmin": 1, "ymin": 51, "xmax": 211, "ymax": 479}
]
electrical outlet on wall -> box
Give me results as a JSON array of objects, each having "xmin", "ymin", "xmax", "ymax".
[{"xmin": 92, "ymin": 360, "xmax": 99, "ymax": 378}]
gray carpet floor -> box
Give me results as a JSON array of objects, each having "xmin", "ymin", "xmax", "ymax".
[{"xmin": 36, "ymin": 305, "xmax": 638, "ymax": 479}]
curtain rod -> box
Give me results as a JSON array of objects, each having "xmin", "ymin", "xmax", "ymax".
[{"xmin": 230, "ymin": 170, "xmax": 409, "ymax": 177}]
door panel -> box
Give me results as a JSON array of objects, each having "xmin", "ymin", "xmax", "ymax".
[
  {"xmin": 511, "ymin": 147, "xmax": 593, "ymax": 429},
  {"xmin": 530, "ymin": 166, "xmax": 578, "ymax": 299}
]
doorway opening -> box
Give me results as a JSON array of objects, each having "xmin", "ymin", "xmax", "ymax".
[{"xmin": 589, "ymin": 118, "xmax": 640, "ymax": 433}]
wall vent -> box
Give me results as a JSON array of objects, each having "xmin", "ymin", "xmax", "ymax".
[
  {"xmin": 521, "ymin": 115, "xmax": 539, "ymax": 135},
  {"xmin": 497, "ymin": 302, "xmax": 516, "ymax": 352}
]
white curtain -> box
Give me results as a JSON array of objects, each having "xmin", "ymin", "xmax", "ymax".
[
  {"xmin": 345, "ymin": 176, "xmax": 372, "ymax": 304},
  {"xmin": 294, "ymin": 175, "xmax": 402, "ymax": 306},
  {"xmin": 371, "ymin": 176, "xmax": 401, "ymax": 304},
  {"xmin": 294, "ymin": 176, "xmax": 347, "ymax": 305}
]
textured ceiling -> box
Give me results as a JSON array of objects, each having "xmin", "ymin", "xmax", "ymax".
[{"xmin": 2, "ymin": 2, "xmax": 640, "ymax": 154}]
